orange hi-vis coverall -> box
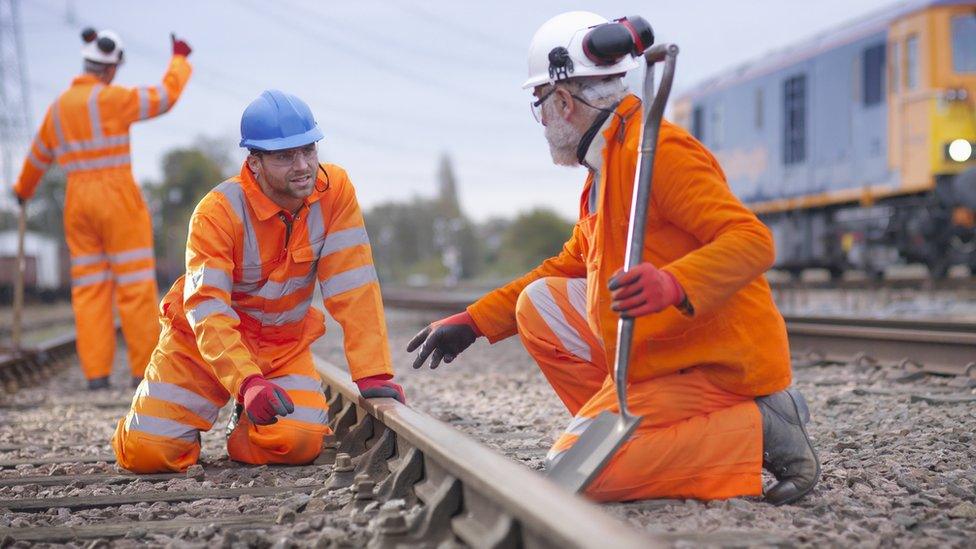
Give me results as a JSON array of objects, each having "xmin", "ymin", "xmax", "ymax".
[
  {"xmin": 13, "ymin": 54, "xmax": 192, "ymax": 381},
  {"xmin": 467, "ymin": 95, "xmax": 792, "ymax": 502},
  {"xmin": 113, "ymin": 162, "xmax": 393, "ymax": 472}
]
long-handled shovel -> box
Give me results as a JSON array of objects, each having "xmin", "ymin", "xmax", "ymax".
[
  {"xmin": 11, "ymin": 201, "xmax": 27, "ymax": 351},
  {"xmin": 546, "ymin": 42, "xmax": 680, "ymax": 494}
]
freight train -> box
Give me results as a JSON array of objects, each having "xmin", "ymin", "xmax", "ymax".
[{"xmin": 673, "ymin": 0, "xmax": 976, "ymax": 278}]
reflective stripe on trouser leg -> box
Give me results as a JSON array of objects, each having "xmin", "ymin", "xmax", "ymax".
[
  {"xmin": 547, "ymin": 369, "xmax": 764, "ymax": 502},
  {"xmin": 515, "ymin": 277, "xmax": 607, "ymax": 415},
  {"xmin": 227, "ymin": 356, "xmax": 332, "ymax": 466}
]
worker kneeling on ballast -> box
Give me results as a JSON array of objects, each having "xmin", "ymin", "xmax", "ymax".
[
  {"xmin": 408, "ymin": 12, "xmax": 820, "ymax": 505},
  {"xmin": 113, "ymin": 91, "xmax": 404, "ymax": 473}
]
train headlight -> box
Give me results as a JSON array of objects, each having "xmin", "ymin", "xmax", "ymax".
[{"xmin": 947, "ymin": 139, "xmax": 974, "ymax": 163}]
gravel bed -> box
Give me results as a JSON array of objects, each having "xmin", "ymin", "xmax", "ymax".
[
  {"xmin": 313, "ymin": 307, "xmax": 976, "ymax": 548},
  {"xmin": 0, "ymin": 341, "xmax": 392, "ymax": 547}
]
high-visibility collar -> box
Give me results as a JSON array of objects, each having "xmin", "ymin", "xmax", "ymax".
[
  {"xmin": 238, "ymin": 161, "xmax": 324, "ymax": 221},
  {"xmin": 71, "ymin": 74, "xmax": 102, "ymax": 87}
]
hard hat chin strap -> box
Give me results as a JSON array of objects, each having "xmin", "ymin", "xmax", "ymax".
[{"xmin": 576, "ymin": 100, "xmax": 621, "ymax": 167}]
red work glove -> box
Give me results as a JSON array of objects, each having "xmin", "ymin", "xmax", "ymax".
[
  {"xmin": 355, "ymin": 374, "xmax": 406, "ymax": 404},
  {"xmin": 608, "ymin": 262, "xmax": 686, "ymax": 318},
  {"xmin": 407, "ymin": 311, "xmax": 482, "ymax": 369},
  {"xmin": 239, "ymin": 375, "xmax": 294, "ymax": 425},
  {"xmin": 171, "ymin": 32, "xmax": 192, "ymax": 57}
]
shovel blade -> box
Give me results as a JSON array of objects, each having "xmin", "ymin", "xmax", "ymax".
[{"xmin": 546, "ymin": 410, "xmax": 642, "ymax": 493}]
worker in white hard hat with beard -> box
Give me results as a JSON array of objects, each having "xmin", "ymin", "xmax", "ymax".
[{"xmin": 409, "ymin": 12, "xmax": 820, "ymax": 505}]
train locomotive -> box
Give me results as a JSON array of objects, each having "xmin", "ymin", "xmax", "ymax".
[{"xmin": 673, "ymin": 0, "xmax": 976, "ymax": 278}]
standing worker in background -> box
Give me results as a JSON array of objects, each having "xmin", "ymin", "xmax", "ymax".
[
  {"xmin": 11, "ymin": 28, "xmax": 193, "ymax": 390},
  {"xmin": 113, "ymin": 90, "xmax": 404, "ymax": 473},
  {"xmin": 409, "ymin": 12, "xmax": 820, "ymax": 505}
]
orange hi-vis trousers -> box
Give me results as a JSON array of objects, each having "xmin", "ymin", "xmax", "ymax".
[
  {"xmin": 515, "ymin": 277, "xmax": 763, "ymax": 502},
  {"xmin": 67, "ymin": 175, "xmax": 159, "ymax": 380},
  {"xmin": 112, "ymin": 315, "xmax": 331, "ymax": 473}
]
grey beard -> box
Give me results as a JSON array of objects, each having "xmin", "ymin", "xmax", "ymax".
[{"xmin": 544, "ymin": 115, "xmax": 582, "ymax": 167}]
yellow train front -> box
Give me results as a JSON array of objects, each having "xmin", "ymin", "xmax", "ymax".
[{"xmin": 673, "ymin": 0, "xmax": 975, "ymax": 279}]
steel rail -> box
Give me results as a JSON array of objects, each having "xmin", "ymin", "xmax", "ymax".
[{"xmin": 314, "ymin": 357, "xmax": 658, "ymax": 548}]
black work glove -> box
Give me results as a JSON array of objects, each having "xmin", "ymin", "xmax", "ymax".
[{"xmin": 406, "ymin": 311, "xmax": 481, "ymax": 369}]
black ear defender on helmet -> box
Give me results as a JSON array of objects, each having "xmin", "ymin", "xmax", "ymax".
[
  {"xmin": 582, "ymin": 16, "xmax": 654, "ymax": 65},
  {"xmin": 81, "ymin": 27, "xmax": 118, "ymax": 54},
  {"xmin": 81, "ymin": 27, "xmax": 98, "ymax": 43}
]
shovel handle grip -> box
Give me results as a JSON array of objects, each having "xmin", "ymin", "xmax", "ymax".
[{"xmin": 613, "ymin": 43, "xmax": 679, "ymax": 419}]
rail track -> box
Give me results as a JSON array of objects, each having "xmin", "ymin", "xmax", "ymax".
[
  {"xmin": 0, "ymin": 324, "xmax": 655, "ymax": 546},
  {"xmin": 381, "ymin": 288, "xmax": 976, "ymax": 380}
]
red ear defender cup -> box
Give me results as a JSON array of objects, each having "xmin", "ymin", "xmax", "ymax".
[
  {"xmin": 81, "ymin": 27, "xmax": 98, "ymax": 43},
  {"xmin": 581, "ymin": 16, "xmax": 655, "ymax": 66},
  {"xmin": 96, "ymin": 36, "xmax": 116, "ymax": 54}
]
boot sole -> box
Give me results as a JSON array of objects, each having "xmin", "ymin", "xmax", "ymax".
[{"xmin": 770, "ymin": 389, "xmax": 821, "ymax": 506}]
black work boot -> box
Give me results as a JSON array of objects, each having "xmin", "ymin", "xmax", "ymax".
[
  {"xmin": 87, "ymin": 376, "xmax": 110, "ymax": 391},
  {"xmin": 757, "ymin": 387, "xmax": 820, "ymax": 505}
]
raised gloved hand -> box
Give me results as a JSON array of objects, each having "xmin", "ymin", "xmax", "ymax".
[
  {"xmin": 239, "ymin": 375, "xmax": 294, "ymax": 425},
  {"xmin": 171, "ymin": 32, "xmax": 192, "ymax": 57},
  {"xmin": 355, "ymin": 374, "xmax": 406, "ymax": 403},
  {"xmin": 407, "ymin": 311, "xmax": 482, "ymax": 369},
  {"xmin": 608, "ymin": 262, "xmax": 685, "ymax": 318}
]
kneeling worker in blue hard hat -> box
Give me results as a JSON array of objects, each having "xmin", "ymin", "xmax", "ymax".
[{"xmin": 113, "ymin": 90, "xmax": 404, "ymax": 473}]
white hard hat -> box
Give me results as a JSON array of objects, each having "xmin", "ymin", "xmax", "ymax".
[
  {"xmin": 81, "ymin": 28, "xmax": 124, "ymax": 65},
  {"xmin": 523, "ymin": 11, "xmax": 639, "ymax": 89}
]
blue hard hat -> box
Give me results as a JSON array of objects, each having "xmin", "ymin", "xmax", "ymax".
[{"xmin": 239, "ymin": 90, "xmax": 324, "ymax": 151}]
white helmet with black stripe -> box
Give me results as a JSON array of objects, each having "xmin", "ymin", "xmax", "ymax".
[{"xmin": 81, "ymin": 28, "xmax": 124, "ymax": 65}]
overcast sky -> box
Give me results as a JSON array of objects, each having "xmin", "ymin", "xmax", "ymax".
[{"xmin": 13, "ymin": 0, "xmax": 904, "ymax": 221}]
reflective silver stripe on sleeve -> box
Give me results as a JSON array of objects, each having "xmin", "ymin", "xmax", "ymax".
[
  {"xmin": 215, "ymin": 182, "xmax": 262, "ymax": 285},
  {"xmin": 185, "ymin": 266, "xmax": 232, "ymax": 299},
  {"xmin": 62, "ymin": 154, "xmax": 132, "ymax": 173},
  {"xmin": 138, "ymin": 87, "xmax": 150, "ymax": 120},
  {"xmin": 71, "ymin": 270, "xmax": 112, "ymax": 288},
  {"xmin": 186, "ymin": 298, "xmax": 239, "ymax": 329},
  {"xmin": 271, "ymin": 374, "xmax": 322, "ymax": 393},
  {"xmin": 157, "ymin": 85, "xmax": 171, "ymax": 113},
  {"xmin": 238, "ymin": 295, "xmax": 313, "ymax": 327},
  {"xmin": 88, "ymin": 84, "xmax": 104, "ymax": 138},
  {"xmin": 28, "ymin": 150, "xmax": 50, "ymax": 170},
  {"xmin": 34, "ymin": 137, "xmax": 52, "ymax": 159},
  {"xmin": 306, "ymin": 201, "xmax": 325, "ymax": 243},
  {"xmin": 126, "ymin": 413, "xmax": 199, "ymax": 442},
  {"xmin": 71, "ymin": 253, "xmax": 109, "ymax": 267},
  {"xmin": 115, "ymin": 268, "xmax": 156, "ymax": 285},
  {"xmin": 525, "ymin": 279, "xmax": 591, "ymax": 362},
  {"xmin": 109, "ymin": 247, "xmax": 154, "ymax": 265},
  {"xmin": 136, "ymin": 381, "xmax": 220, "ymax": 424},
  {"xmin": 55, "ymin": 135, "xmax": 130, "ymax": 156},
  {"xmin": 249, "ymin": 270, "xmax": 316, "ymax": 301},
  {"xmin": 319, "ymin": 265, "xmax": 377, "ymax": 299},
  {"xmin": 286, "ymin": 406, "xmax": 329, "ymax": 426},
  {"xmin": 52, "ymin": 101, "xmax": 66, "ymax": 153},
  {"xmin": 320, "ymin": 227, "xmax": 369, "ymax": 257}
]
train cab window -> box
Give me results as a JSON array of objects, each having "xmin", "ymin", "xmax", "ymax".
[
  {"xmin": 889, "ymin": 42, "xmax": 901, "ymax": 93},
  {"xmin": 783, "ymin": 74, "xmax": 807, "ymax": 165},
  {"xmin": 952, "ymin": 14, "xmax": 976, "ymax": 73},
  {"xmin": 692, "ymin": 106, "xmax": 705, "ymax": 141},
  {"xmin": 863, "ymin": 44, "xmax": 885, "ymax": 105},
  {"xmin": 906, "ymin": 35, "xmax": 919, "ymax": 89}
]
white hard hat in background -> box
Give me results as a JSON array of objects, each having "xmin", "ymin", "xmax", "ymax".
[
  {"xmin": 81, "ymin": 28, "xmax": 124, "ymax": 65},
  {"xmin": 523, "ymin": 11, "xmax": 639, "ymax": 89}
]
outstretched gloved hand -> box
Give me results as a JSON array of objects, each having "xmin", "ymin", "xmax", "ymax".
[
  {"xmin": 407, "ymin": 311, "xmax": 482, "ymax": 369},
  {"xmin": 355, "ymin": 374, "xmax": 406, "ymax": 403},
  {"xmin": 171, "ymin": 33, "xmax": 192, "ymax": 57},
  {"xmin": 608, "ymin": 262, "xmax": 685, "ymax": 318},
  {"xmin": 239, "ymin": 375, "xmax": 294, "ymax": 425}
]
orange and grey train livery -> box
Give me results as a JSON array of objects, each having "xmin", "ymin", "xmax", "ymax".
[{"xmin": 672, "ymin": 0, "xmax": 976, "ymax": 279}]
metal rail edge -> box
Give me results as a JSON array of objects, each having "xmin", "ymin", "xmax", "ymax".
[
  {"xmin": 314, "ymin": 357, "xmax": 657, "ymax": 549},
  {"xmin": 0, "ymin": 329, "xmax": 79, "ymax": 394}
]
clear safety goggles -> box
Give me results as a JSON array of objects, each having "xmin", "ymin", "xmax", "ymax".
[
  {"xmin": 260, "ymin": 144, "xmax": 318, "ymax": 167},
  {"xmin": 530, "ymin": 87, "xmax": 558, "ymax": 124}
]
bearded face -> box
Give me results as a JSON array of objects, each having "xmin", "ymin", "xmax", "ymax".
[{"xmin": 542, "ymin": 98, "xmax": 584, "ymax": 167}]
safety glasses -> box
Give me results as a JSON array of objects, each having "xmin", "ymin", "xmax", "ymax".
[
  {"xmin": 530, "ymin": 87, "xmax": 558, "ymax": 123},
  {"xmin": 260, "ymin": 144, "xmax": 318, "ymax": 167}
]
